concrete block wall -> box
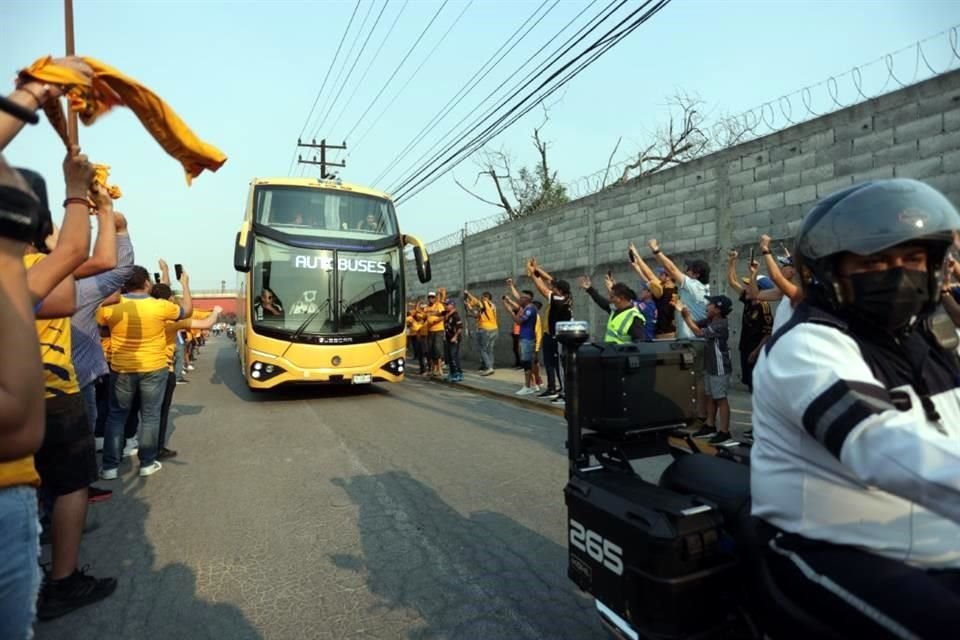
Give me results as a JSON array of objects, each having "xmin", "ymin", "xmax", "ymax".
[{"xmin": 405, "ymin": 70, "xmax": 960, "ymax": 373}]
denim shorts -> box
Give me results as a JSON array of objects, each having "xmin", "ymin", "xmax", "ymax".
[
  {"xmin": 519, "ymin": 338, "xmax": 535, "ymax": 370},
  {"xmin": 35, "ymin": 393, "xmax": 98, "ymax": 498},
  {"xmin": 0, "ymin": 485, "xmax": 41, "ymax": 639}
]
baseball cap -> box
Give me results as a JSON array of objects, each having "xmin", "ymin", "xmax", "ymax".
[
  {"xmin": 705, "ymin": 294, "xmax": 734, "ymax": 316},
  {"xmin": 427, "ymin": 291, "xmax": 437, "ymax": 297},
  {"xmin": 444, "ymin": 298, "xmax": 455, "ymax": 307},
  {"xmin": 777, "ymin": 255, "xmax": 794, "ymax": 267},
  {"xmin": 741, "ymin": 275, "xmax": 776, "ymax": 290}
]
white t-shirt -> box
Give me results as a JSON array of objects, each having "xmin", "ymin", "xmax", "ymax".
[
  {"xmin": 771, "ymin": 297, "xmax": 794, "ymax": 332},
  {"xmin": 676, "ymin": 276, "xmax": 709, "ymax": 339}
]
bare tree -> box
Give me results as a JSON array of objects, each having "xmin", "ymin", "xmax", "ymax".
[
  {"xmin": 615, "ymin": 92, "xmax": 712, "ymax": 185},
  {"xmin": 455, "ymin": 109, "xmax": 569, "ymax": 220}
]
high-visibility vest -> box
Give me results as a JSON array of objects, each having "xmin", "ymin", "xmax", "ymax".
[{"xmin": 604, "ymin": 306, "xmax": 643, "ymax": 344}]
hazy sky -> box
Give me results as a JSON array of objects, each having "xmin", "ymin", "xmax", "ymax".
[{"xmin": 3, "ymin": 0, "xmax": 958, "ymax": 289}]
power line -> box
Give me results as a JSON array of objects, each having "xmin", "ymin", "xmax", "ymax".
[
  {"xmin": 394, "ymin": 0, "xmax": 672, "ymax": 203},
  {"xmin": 309, "ymin": 0, "xmax": 379, "ymax": 141},
  {"xmin": 388, "ymin": 0, "xmax": 627, "ymax": 197},
  {"xmin": 339, "ymin": 0, "xmax": 450, "ymax": 149},
  {"xmin": 287, "ymin": 0, "xmax": 361, "ymax": 175},
  {"xmin": 327, "ymin": 0, "xmax": 409, "ymax": 138},
  {"xmin": 370, "ymin": 0, "xmax": 559, "ymax": 188},
  {"xmin": 349, "ymin": 0, "xmax": 474, "ymax": 156},
  {"xmin": 400, "ymin": 0, "xmax": 672, "ymax": 204}
]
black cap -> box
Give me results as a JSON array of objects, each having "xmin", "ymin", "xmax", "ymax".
[{"xmin": 705, "ymin": 294, "xmax": 733, "ymax": 316}]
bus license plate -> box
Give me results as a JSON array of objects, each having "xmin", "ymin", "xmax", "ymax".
[{"xmin": 352, "ymin": 374, "xmax": 372, "ymax": 385}]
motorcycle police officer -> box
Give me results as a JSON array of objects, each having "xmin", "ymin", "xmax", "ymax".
[{"xmin": 750, "ymin": 178, "xmax": 960, "ymax": 637}]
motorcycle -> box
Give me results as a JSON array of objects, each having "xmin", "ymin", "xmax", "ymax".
[{"xmin": 556, "ymin": 322, "xmax": 840, "ymax": 640}]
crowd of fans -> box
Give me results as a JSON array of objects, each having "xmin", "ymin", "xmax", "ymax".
[
  {"xmin": 0, "ymin": 68, "xmax": 222, "ymax": 637},
  {"xmin": 405, "ymin": 238, "xmax": 806, "ymax": 445}
]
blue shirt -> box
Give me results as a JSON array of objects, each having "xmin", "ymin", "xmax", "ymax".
[
  {"xmin": 70, "ymin": 235, "xmax": 135, "ymax": 388},
  {"xmin": 635, "ymin": 300, "xmax": 658, "ymax": 341},
  {"xmin": 518, "ymin": 305, "xmax": 537, "ymax": 340}
]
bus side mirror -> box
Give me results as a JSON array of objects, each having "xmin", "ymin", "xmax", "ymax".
[
  {"xmin": 234, "ymin": 231, "xmax": 253, "ymax": 273},
  {"xmin": 403, "ymin": 234, "xmax": 431, "ymax": 283},
  {"xmin": 413, "ymin": 245, "xmax": 431, "ymax": 284}
]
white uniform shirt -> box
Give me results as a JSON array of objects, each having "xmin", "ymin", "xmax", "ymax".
[{"xmin": 751, "ymin": 311, "xmax": 960, "ymax": 569}]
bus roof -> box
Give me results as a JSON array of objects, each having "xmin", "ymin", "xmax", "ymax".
[{"xmin": 249, "ymin": 177, "xmax": 393, "ymax": 202}]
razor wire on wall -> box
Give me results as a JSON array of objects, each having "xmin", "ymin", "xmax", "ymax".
[{"xmin": 566, "ymin": 25, "xmax": 960, "ymax": 198}]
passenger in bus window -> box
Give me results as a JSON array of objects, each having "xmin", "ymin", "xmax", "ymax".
[
  {"xmin": 356, "ymin": 212, "xmax": 381, "ymax": 232},
  {"xmin": 254, "ymin": 287, "xmax": 284, "ymax": 320}
]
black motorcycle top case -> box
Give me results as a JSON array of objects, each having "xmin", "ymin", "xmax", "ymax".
[
  {"xmin": 565, "ymin": 468, "xmax": 735, "ymax": 638},
  {"xmin": 574, "ymin": 340, "xmax": 701, "ymax": 433}
]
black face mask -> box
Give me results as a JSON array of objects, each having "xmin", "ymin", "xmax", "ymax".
[{"xmin": 847, "ymin": 267, "xmax": 929, "ymax": 332}]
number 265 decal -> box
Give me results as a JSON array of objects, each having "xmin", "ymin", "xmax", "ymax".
[{"xmin": 569, "ymin": 519, "xmax": 624, "ymax": 576}]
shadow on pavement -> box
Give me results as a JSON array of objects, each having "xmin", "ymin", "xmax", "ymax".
[
  {"xmin": 390, "ymin": 380, "xmax": 568, "ymax": 455},
  {"xmin": 330, "ymin": 470, "xmax": 599, "ymax": 640},
  {"xmin": 34, "ymin": 467, "xmax": 262, "ymax": 640}
]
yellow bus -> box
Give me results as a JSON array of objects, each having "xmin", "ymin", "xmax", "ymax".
[{"xmin": 232, "ymin": 177, "xmax": 430, "ymax": 389}]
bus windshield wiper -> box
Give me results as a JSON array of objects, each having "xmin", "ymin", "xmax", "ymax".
[
  {"xmin": 343, "ymin": 303, "xmax": 377, "ymax": 337},
  {"xmin": 291, "ymin": 299, "xmax": 331, "ymax": 340}
]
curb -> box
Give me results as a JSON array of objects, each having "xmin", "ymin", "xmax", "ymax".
[{"xmin": 421, "ymin": 376, "xmax": 566, "ymax": 418}]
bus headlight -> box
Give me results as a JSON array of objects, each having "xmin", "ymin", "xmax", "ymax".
[
  {"xmin": 381, "ymin": 358, "xmax": 405, "ymax": 376},
  {"xmin": 250, "ymin": 361, "xmax": 285, "ymax": 382}
]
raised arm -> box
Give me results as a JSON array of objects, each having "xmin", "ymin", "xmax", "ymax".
[
  {"xmin": 673, "ymin": 299, "xmax": 703, "ymax": 337},
  {"xmin": 26, "ymin": 148, "xmax": 94, "ymax": 305},
  {"xmin": 177, "ymin": 268, "xmax": 193, "ymax": 318},
  {"xmin": 158, "ymin": 258, "xmax": 171, "ymax": 286},
  {"xmin": 506, "ymin": 278, "xmax": 522, "ymax": 301},
  {"xmin": 760, "ymin": 234, "xmax": 801, "ymax": 302},
  {"xmin": 726, "ymin": 250, "xmax": 744, "ymax": 293},
  {"xmin": 188, "ymin": 306, "xmax": 222, "ymax": 330},
  {"xmin": 0, "ymin": 58, "xmax": 93, "ymax": 152},
  {"xmin": 628, "ymin": 242, "xmax": 664, "ymax": 298},
  {"xmin": 73, "ymin": 186, "xmax": 118, "ymax": 278},
  {"xmin": 647, "ymin": 239, "xmax": 686, "ymax": 286},
  {"xmin": 579, "ymin": 276, "xmax": 611, "ymax": 313}
]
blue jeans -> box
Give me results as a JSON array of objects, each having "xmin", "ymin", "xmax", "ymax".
[
  {"xmin": 542, "ymin": 334, "xmax": 562, "ymax": 392},
  {"xmin": 80, "ymin": 381, "xmax": 97, "ymax": 433},
  {"xmin": 478, "ymin": 329, "xmax": 497, "ymax": 370},
  {"xmin": 174, "ymin": 342, "xmax": 186, "ymax": 381},
  {"xmin": 103, "ymin": 368, "xmax": 168, "ymax": 469},
  {"xmin": 447, "ymin": 340, "xmax": 462, "ymax": 376},
  {"xmin": 0, "ymin": 486, "xmax": 41, "ymax": 640}
]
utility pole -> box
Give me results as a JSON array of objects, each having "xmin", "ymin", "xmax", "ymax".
[{"xmin": 296, "ymin": 139, "xmax": 347, "ymax": 179}]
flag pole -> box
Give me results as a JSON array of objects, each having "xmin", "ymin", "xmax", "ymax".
[{"xmin": 64, "ymin": 0, "xmax": 78, "ymax": 147}]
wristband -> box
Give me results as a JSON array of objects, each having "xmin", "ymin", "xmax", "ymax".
[
  {"xmin": 652, "ymin": 248, "xmax": 661, "ymax": 255},
  {"xmin": 63, "ymin": 197, "xmax": 90, "ymax": 208},
  {"xmin": 762, "ymin": 249, "xmax": 772, "ymax": 255}
]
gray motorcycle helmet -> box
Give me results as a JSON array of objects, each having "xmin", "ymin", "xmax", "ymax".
[{"xmin": 795, "ymin": 178, "xmax": 960, "ymax": 313}]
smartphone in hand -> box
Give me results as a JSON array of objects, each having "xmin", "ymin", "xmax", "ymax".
[
  {"xmin": 154, "ymin": 272, "xmax": 161, "ymax": 284},
  {"xmin": 174, "ymin": 264, "xmax": 183, "ymax": 281}
]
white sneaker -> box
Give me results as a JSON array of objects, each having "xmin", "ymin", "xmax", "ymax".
[
  {"xmin": 516, "ymin": 386, "xmax": 536, "ymax": 396},
  {"xmin": 139, "ymin": 461, "xmax": 162, "ymax": 477},
  {"xmin": 95, "ymin": 437, "xmax": 104, "ymax": 452},
  {"xmin": 99, "ymin": 468, "xmax": 118, "ymax": 480},
  {"xmin": 123, "ymin": 438, "xmax": 139, "ymax": 458},
  {"xmin": 187, "ymin": 364, "xmax": 196, "ymax": 371}
]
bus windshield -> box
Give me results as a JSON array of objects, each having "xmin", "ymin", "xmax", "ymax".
[
  {"xmin": 251, "ymin": 237, "xmax": 403, "ymax": 339},
  {"xmin": 254, "ymin": 185, "xmax": 398, "ymax": 240}
]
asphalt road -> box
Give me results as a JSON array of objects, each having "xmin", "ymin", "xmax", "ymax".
[{"xmin": 35, "ymin": 338, "xmax": 620, "ymax": 640}]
